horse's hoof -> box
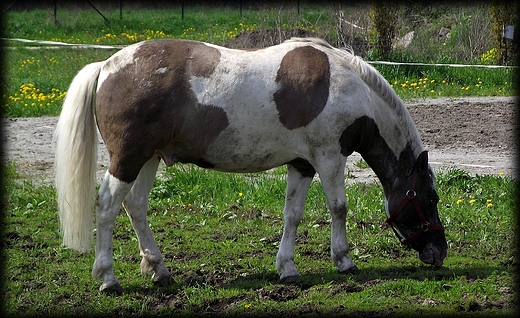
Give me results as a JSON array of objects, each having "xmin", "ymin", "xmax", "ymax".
[
  {"xmin": 339, "ymin": 265, "xmax": 360, "ymax": 275},
  {"xmin": 99, "ymin": 281, "xmax": 125, "ymax": 295},
  {"xmin": 152, "ymin": 274, "xmax": 174, "ymax": 286},
  {"xmin": 279, "ymin": 275, "xmax": 300, "ymax": 283}
]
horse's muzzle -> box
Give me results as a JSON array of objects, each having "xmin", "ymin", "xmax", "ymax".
[{"xmin": 418, "ymin": 243, "xmax": 447, "ymax": 267}]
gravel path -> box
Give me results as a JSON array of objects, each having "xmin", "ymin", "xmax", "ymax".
[{"xmin": 2, "ymin": 96, "xmax": 517, "ymax": 186}]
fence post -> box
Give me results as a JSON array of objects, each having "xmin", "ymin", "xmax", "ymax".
[{"xmin": 54, "ymin": 0, "xmax": 58, "ymax": 25}]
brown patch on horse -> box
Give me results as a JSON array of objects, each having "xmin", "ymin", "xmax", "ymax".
[
  {"xmin": 274, "ymin": 46, "xmax": 330, "ymax": 130},
  {"xmin": 95, "ymin": 39, "xmax": 227, "ymax": 183},
  {"xmin": 153, "ymin": 104, "xmax": 229, "ymax": 169}
]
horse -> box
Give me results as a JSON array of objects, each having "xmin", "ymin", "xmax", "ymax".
[{"xmin": 54, "ymin": 37, "xmax": 447, "ymax": 294}]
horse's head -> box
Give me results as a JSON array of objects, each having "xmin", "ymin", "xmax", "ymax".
[{"xmin": 386, "ymin": 151, "xmax": 448, "ymax": 266}]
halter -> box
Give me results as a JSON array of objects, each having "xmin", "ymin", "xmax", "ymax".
[{"xmin": 386, "ymin": 167, "xmax": 445, "ymax": 245}]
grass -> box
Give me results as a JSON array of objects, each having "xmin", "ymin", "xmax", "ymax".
[
  {"xmin": 2, "ymin": 163, "xmax": 517, "ymax": 316},
  {"xmin": 1, "ymin": 4, "xmax": 518, "ymax": 117}
]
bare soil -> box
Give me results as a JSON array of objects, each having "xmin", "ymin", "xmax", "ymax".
[{"xmin": 2, "ymin": 96, "xmax": 517, "ymax": 185}]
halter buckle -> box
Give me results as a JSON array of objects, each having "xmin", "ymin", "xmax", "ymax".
[{"xmin": 421, "ymin": 222, "xmax": 430, "ymax": 232}]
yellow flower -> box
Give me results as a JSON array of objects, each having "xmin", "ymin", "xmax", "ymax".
[
  {"xmin": 469, "ymin": 199, "xmax": 476, "ymax": 204},
  {"xmin": 238, "ymin": 192, "xmax": 243, "ymax": 197},
  {"xmin": 499, "ymin": 171, "xmax": 504, "ymax": 177},
  {"xmin": 456, "ymin": 199, "xmax": 463, "ymax": 205},
  {"xmin": 487, "ymin": 203, "xmax": 493, "ymax": 208}
]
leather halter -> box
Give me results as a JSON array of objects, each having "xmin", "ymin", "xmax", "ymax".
[{"xmin": 386, "ymin": 167, "xmax": 445, "ymax": 245}]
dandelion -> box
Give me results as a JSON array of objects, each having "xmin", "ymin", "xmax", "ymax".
[
  {"xmin": 487, "ymin": 203, "xmax": 493, "ymax": 208},
  {"xmin": 456, "ymin": 199, "xmax": 463, "ymax": 205},
  {"xmin": 499, "ymin": 171, "xmax": 504, "ymax": 177},
  {"xmin": 469, "ymin": 199, "xmax": 476, "ymax": 204},
  {"xmin": 238, "ymin": 192, "xmax": 243, "ymax": 197}
]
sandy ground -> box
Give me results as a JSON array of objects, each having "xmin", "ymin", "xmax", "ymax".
[{"xmin": 2, "ymin": 96, "xmax": 517, "ymax": 186}]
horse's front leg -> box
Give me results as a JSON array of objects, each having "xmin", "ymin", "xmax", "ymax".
[
  {"xmin": 122, "ymin": 157, "xmax": 172, "ymax": 286},
  {"xmin": 316, "ymin": 159, "xmax": 359, "ymax": 274},
  {"xmin": 92, "ymin": 171, "xmax": 133, "ymax": 294},
  {"xmin": 276, "ymin": 163, "xmax": 314, "ymax": 282}
]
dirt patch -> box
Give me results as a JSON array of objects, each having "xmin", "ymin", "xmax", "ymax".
[
  {"xmin": 258, "ymin": 284, "xmax": 301, "ymax": 302},
  {"xmin": 224, "ymin": 28, "xmax": 318, "ymax": 49},
  {"xmin": 407, "ymin": 97, "xmax": 516, "ymax": 151},
  {"xmin": 225, "ymin": 29, "xmax": 370, "ymax": 57},
  {"xmin": 2, "ymin": 96, "xmax": 517, "ymax": 185}
]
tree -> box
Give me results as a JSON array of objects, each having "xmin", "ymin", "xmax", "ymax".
[
  {"xmin": 368, "ymin": 2, "xmax": 399, "ymax": 60},
  {"xmin": 490, "ymin": 2, "xmax": 518, "ymax": 65}
]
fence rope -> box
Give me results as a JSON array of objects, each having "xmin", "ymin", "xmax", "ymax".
[
  {"xmin": 1, "ymin": 37, "xmax": 124, "ymax": 49},
  {"xmin": 367, "ymin": 60, "xmax": 519, "ymax": 69}
]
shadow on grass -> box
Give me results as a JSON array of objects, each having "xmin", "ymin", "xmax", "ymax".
[{"xmin": 121, "ymin": 262, "xmax": 511, "ymax": 295}]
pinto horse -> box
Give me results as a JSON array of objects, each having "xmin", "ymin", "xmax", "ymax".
[{"xmin": 54, "ymin": 37, "xmax": 447, "ymax": 294}]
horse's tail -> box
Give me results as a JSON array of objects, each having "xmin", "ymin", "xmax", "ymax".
[{"xmin": 54, "ymin": 61, "xmax": 104, "ymax": 253}]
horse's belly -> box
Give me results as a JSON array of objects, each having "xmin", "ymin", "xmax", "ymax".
[{"xmin": 202, "ymin": 142, "xmax": 296, "ymax": 173}]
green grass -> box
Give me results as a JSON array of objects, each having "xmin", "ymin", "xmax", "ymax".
[
  {"xmin": 2, "ymin": 163, "xmax": 517, "ymax": 316},
  {"xmin": 1, "ymin": 5, "xmax": 517, "ymax": 117}
]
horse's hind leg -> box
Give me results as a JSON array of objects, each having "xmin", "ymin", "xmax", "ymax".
[
  {"xmin": 92, "ymin": 171, "xmax": 134, "ymax": 294},
  {"xmin": 122, "ymin": 157, "xmax": 172, "ymax": 286},
  {"xmin": 276, "ymin": 163, "xmax": 314, "ymax": 282}
]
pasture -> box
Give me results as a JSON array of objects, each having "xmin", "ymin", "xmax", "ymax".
[
  {"xmin": 2, "ymin": 163, "xmax": 517, "ymax": 316},
  {"xmin": 1, "ymin": 3, "xmax": 518, "ymax": 316}
]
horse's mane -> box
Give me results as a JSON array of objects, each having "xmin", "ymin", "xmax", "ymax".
[{"xmin": 284, "ymin": 37, "xmax": 424, "ymax": 153}]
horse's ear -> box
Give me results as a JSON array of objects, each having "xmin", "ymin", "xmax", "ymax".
[{"xmin": 417, "ymin": 151, "xmax": 429, "ymax": 177}]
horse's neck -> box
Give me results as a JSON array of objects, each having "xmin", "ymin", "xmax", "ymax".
[
  {"xmin": 358, "ymin": 124, "xmax": 419, "ymax": 195},
  {"xmin": 362, "ymin": 142, "xmax": 415, "ymax": 195}
]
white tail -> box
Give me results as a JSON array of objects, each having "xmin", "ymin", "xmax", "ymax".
[{"xmin": 54, "ymin": 61, "xmax": 104, "ymax": 253}]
